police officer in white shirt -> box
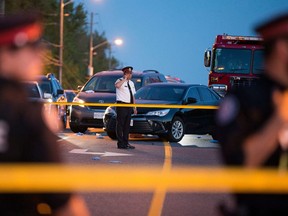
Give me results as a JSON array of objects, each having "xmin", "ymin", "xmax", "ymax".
[{"xmin": 115, "ymin": 66, "xmax": 137, "ymax": 149}]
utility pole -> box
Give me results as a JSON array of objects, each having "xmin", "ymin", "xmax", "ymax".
[
  {"xmin": 108, "ymin": 45, "xmax": 112, "ymax": 70},
  {"xmin": 87, "ymin": 12, "xmax": 123, "ymax": 76},
  {"xmin": 87, "ymin": 12, "xmax": 94, "ymax": 77},
  {"xmin": 59, "ymin": 0, "xmax": 64, "ymax": 85},
  {"xmin": 59, "ymin": 0, "xmax": 73, "ymax": 85},
  {"xmin": 0, "ymin": 0, "xmax": 5, "ymax": 16}
]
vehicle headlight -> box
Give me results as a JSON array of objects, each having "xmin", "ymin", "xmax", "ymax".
[
  {"xmin": 46, "ymin": 98, "xmax": 53, "ymax": 103},
  {"xmin": 73, "ymin": 97, "xmax": 85, "ymax": 107},
  {"xmin": 146, "ymin": 109, "xmax": 170, "ymax": 117}
]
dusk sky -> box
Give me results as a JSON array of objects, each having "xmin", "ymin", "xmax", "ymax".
[{"xmin": 75, "ymin": 0, "xmax": 288, "ymax": 85}]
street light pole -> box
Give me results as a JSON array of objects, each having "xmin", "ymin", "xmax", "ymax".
[
  {"xmin": 87, "ymin": 40, "xmax": 109, "ymax": 77},
  {"xmin": 59, "ymin": 0, "xmax": 73, "ymax": 85},
  {"xmin": 88, "ymin": 39, "xmax": 123, "ymax": 77},
  {"xmin": 88, "ymin": 12, "xmax": 94, "ymax": 77}
]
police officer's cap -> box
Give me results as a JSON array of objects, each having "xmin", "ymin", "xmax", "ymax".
[
  {"xmin": 255, "ymin": 12, "xmax": 288, "ymax": 41},
  {"xmin": 122, "ymin": 66, "xmax": 133, "ymax": 73},
  {"xmin": 0, "ymin": 11, "xmax": 42, "ymax": 48}
]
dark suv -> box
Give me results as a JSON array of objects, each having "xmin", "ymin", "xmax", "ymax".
[
  {"xmin": 37, "ymin": 73, "xmax": 67, "ymax": 128},
  {"xmin": 69, "ymin": 70, "xmax": 167, "ymax": 133}
]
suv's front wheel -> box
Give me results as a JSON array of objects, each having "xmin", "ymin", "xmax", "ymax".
[{"xmin": 69, "ymin": 123, "xmax": 87, "ymax": 133}]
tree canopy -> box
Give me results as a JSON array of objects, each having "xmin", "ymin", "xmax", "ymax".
[{"xmin": 5, "ymin": 0, "xmax": 120, "ymax": 89}]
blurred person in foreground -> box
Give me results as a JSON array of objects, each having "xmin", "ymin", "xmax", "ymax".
[
  {"xmin": 216, "ymin": 13, "xmax": 288, "ymax": 216},
  {"xmin": 0, "ymin": 12, "xmax": 90, "ymax": 216}
]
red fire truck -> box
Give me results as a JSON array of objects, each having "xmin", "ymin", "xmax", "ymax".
[{"xmin": 204, "ymin": 34, "xmax": 264, "ymax": 96}]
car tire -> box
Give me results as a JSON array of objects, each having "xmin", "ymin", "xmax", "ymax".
[
  {"xmin": 167, "ymin": 116, "xmax": 185, "ymax": 142},
  {"xmin": 69, "ymin": 123, "xmax": 87, "ymax": 133},
  {"xmin": 107, "ymin": 131, "xmax": 117, "ymax": 140}
]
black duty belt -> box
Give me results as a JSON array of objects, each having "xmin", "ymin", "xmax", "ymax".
[{"xmin": 116, "ymin": 101, "xmax": 130, "ymax": 104}]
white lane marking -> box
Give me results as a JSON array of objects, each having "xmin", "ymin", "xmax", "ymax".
[
  {"xmin": 179, "ymin": 134, "xmax": 220, "ymax": 148},
  {"xmin": 69, "ymin": 149, "xmax": 133, "ymax": 157}
]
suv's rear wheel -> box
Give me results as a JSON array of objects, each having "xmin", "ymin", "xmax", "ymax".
[
  {"xmin": 69, "ymin": 123, "xmax": 87, "ymax": 133},
  {"xmin": 167, "ymin": 116, "xmax": 184, "ymax": 142}
]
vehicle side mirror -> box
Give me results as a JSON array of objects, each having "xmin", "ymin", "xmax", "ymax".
[
  {"xmin": 204, "ymin": 50, "xmax": 211, "ymax": 67},
  {"xmin": 186, "ymin": 97, "xmax": 197, "ymax": 104},
  {"xmin": 57, "ymin": 89, "xmax": 64, "ymax": 95},
  {"xmin": 43, "ymin": 93, "xmax": 53, "ymax": 99}
]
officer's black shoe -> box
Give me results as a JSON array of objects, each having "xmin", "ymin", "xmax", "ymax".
[
  {"xmin": 117, "ymin": 145, "xmax": 128, "ymax": 149},
  {"xmin": 126, "ymin": 144, "xmax": 135, "ymax": 149}
]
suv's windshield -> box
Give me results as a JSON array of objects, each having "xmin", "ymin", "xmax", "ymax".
[
  {"xmin": 24, "ymin": 83, "xmax": 41, "ymax": 98},
  {"xmin": 39, "ymin": 80, "xmax": 52, "ymax": 94},
  {"xmin": 212, "ymin": 48, "xmax": 263, "ymax": 74},
  {"xmin": 83, "ymin": 75, "xmax": 143, "ymax": 93},
  {"xmin": 135, "ymin": 86, "xmax": 185, "ymax": 101},
  {"xmin": 83, "ymin": 75, "xmax": 120, "ymax": 93}
]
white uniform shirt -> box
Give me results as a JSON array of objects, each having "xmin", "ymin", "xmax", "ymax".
[{"xmin": 115, "ymin": 78, "xmax": 136, "ymax": 103}]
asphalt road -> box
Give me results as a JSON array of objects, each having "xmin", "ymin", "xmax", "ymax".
[{"xmin": 57, "ymin": 129, "xmax": 235, "ymax": 216}]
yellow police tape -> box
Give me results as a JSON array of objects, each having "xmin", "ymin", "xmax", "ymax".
[
  {"xmin": 1, "ymin": 164, "xmax": 288, "ymax": 193},
  {"xmin": 49, "ymin": 102, "xmax": 218, "ymax": 109}
]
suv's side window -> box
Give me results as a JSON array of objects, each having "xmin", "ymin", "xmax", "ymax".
[
  {"xmin": 144, "ymin": 75, "xmax": 161, "ymax": 85},
  {"xmin": 159, "ymin": 74, "xmax": 167, "ymax": 82},
  {"xmin": 143, "ymin": 77, "xmax": 149, "ymax": 86}
]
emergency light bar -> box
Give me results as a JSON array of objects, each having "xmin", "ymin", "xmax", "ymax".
[{"xmin": 222, "ymin": 35, "xmax": 263, "ymax": 41}]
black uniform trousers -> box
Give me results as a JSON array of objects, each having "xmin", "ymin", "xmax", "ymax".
[{"xmin": 116, "ymin": 102, "xmax": 133, "ymax": 147}]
